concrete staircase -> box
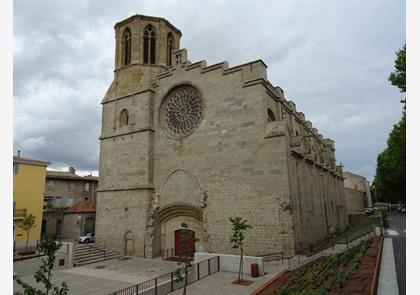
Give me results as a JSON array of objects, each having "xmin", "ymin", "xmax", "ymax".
[{"xmin": 73, "ymin": 243, "xmax": 122, "ymax": 266}]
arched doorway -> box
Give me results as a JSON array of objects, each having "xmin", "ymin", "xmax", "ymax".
[
  {"xmin": 174, "ymin": 228, "xmax": 195, "ymax": 258},
  {"xmin": 124, "ymin": 231, "xmax": 135, "ymax": 256},
  {"xmin": 158, "ymin": 203, "xmax": 203, "ymax": 257}
]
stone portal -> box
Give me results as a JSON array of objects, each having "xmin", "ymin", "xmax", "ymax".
[{"xmin": 158, "ymin": 204, "xmax": 203, "ymax": 257}]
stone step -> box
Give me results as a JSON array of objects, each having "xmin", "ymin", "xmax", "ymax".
[
  {"xmin": 74, "ymin": 247, "xmax": 107, "ymax": 255},
  {"xmin": 75, "ymin": 251, "xmax": 121, "ymax": 262},
  {"xmin": 75, "ymin": 253, "xmax": 122, "ymax": 266},
  {"xmin": 73, "ymin": 242, "xmax": 122, "ymax": 267},
  {"xmin": 74, "ymin": 250, "xmax": 114, "ymax": 260},
  {"xmin": 74, "ymin": 243, "xmax": 102, "ymax": 249}
]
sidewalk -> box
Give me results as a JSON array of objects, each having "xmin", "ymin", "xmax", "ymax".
[
  {"xmin": 377, "ymin": 238, "xmax": 399, "ymax": 295},
  {"xmin": 169, "ymin": 260, "xmax": 289, "ymax": 295}
]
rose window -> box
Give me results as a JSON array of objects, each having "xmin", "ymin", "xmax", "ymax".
[{"xmin": 162, "ymin": 86, "xmax": 203, "ymax": 137}]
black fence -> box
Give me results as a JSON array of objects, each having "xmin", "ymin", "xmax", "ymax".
[
  {"xmin": 285, "ymin": 228, "xmax": 376, "ymax": 270},
  {"xmin": 110, "ymin": 256, "xmax": 220, "ymax": 295},
  {"xmin": 13, "ymin": 240, "xmax": 42, "ymax": 260},
  {"xmin": 161, "ymin": 248, "xmax": 174, "ymax": 260}
]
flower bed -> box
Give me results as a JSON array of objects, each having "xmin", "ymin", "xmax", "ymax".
[{"xmin": 257, "ymin": 236, "xmax": 383, "ymax": 295}]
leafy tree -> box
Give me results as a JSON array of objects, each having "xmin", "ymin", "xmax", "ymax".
[
  {"xmin": 373, "ymin": 115, "xmax": 406, "ymax": 203},
  {"xmin": 18, "ymin": 213, "xmax": 36, "ymax": 251},
  {"xmin": 388, "ymin": 44, "xmax": 406, "ymax": 94},
  {"xmin": 16, "ymin": 234, "xmax": 69, "ymax": 295},
  {"xmin": 174, "ymin": 223, "xmax": 199, "ymax": 295},
  {"xmin": 373, "ymin": 45, "xmax": 406, "ymax": 203},
  {"xmin": 229, "ymin": 216, "xmax": 252, "ymax": 282}
]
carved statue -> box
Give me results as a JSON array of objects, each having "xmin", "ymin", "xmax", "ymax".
[{"xmin": 200, "ymin": 190, "xmax": 208, "ymax": 208}]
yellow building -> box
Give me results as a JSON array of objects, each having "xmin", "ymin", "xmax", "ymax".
[{"xmin": 13, "ymin": 154, "xmax": 49, "ymax": 249}]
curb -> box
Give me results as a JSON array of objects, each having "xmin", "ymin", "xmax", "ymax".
[
  {"xmin": 249, "ymin": 269, "xmax": 289, "ymax": 295},
  {"xmin": 370, "ymin": 235, "xmax": 384, "ymax": 295}
]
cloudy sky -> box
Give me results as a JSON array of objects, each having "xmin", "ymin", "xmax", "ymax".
[{"xmin": 13, "ymin": 0, "xmax": 405, "ymax": 180}]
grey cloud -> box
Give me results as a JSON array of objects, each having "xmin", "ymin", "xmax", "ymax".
[{"xmin": 14, "ymin": 0, "xmax": 405, "ymax": 181}]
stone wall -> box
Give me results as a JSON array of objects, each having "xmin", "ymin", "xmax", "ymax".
[
  {"xmin": 344, "ymin": 188, "xmax": 365, "ymax": 214},
  {"xmin": 343, "ymin": 171, "xmax": 367, "ymax": 193},
  {"xmin": 62, "ymin": 213, "xmax": 96, "ymax": 239},
  {"xmin": 151, "ymin": 60, "xmax": 296, "ymax": 257},
  {"xmin": 96, "ymin": 14, "xmax": 348, "ymax": 259},
  {"xmin": 95, "ymin": 190, "xmax": 151, "ymax": 257}
]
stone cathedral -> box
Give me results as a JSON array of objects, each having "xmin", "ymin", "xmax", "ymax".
[{"xmin": 96, "ymin": 14, "xmax": 348, "ymax": 258}]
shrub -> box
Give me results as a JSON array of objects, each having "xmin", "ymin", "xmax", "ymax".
[{"xmin": 377, "ymin": 208, "xmax": 389, "ymax": 228}]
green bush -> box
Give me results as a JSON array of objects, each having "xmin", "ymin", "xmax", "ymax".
[
  {"xmin": 276, "ymin": 238, "xmax": 374, "ymax": 294},
  {"xmin": 377, "ymin": 208, "xmax": 389, "ymax": 228}
]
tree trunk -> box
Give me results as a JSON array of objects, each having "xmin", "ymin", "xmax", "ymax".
[
  {"xmin": 46, "ymin": 268, "xmax": 52, "ymax": 295},
  {"xmin": 239, "ymin": 247, "xmax": 243, "ymax": 282},
  {"xmin": 25, "ymin": 231, "xmax": 29, "ymax": 251},
  {"xmin": 183, "ymin": 264, "xmax": 188, "ymax": 295}
]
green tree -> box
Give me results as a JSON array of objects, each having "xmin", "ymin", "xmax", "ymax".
[
  {"xmin": 174, "ymin": 223, "xmax": 199, "ymax": 295},
  {"xmin": 373, "ymin": 115, "xmax": 406, "ymax": 202},
  {"xmin": 373, "ymin": 44, "xmax": 406, "ymax": 203},
  {"xmin": 229, "ymin": 216, "xmax": 252, "ymax": 282},
  {"xmin": 388, "ymin": 44, "xmax": 406, "ymax": 94},
  {"xmin": 16, "ymin": 234, "xmax": 69, "ymax": 295},
  {"xmin": 18, "ymin": 213, "xmax": 36, "ymax": 251}
]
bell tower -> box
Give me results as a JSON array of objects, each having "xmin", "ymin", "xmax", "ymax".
[
  {"xmin": 111, "ymin": 14, "xmax": 182, "ymax": 97},
  {"xmin": 97, "ymin": 15, "xmax": 182, "ymax": 258}
]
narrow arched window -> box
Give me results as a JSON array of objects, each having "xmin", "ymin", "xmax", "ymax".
[
  {"xmin": 122, "ymin": 28, "xmax": 131, "ymax": 66},
  {"xmin": 119, "ymin": 109, "xmax": 129, "ymax": 127},
  {"xmin": 267, "ymin": 108, "xmax": 276, "ymax": 122},
  {"xmin": 167, "ymin": 33, "xmax": 175, "ymax": 66},
  {"xmin": 143, "ymin": 25, "xmax": 156, "ymax": 64}
]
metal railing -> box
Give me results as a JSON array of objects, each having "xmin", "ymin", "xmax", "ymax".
[
  {"xmin": 13, "ymin": 241, "xmax": 69, "ymax": 261},
  {"xmin": 110, "ymin": 256, "xmax": 220, "ymax": 295},
  {"xmin": 260, "ymin": 251, "xmax": 285, "ymax": 263},
  {"xmin": 13, "ymin": 208, "xmax": 27, "ymax": 219},
  {"xmin": 75, "ymin": 242, "xmax": 106, "ymax": 262},
  {"xmin": 161, "ymin": 248, "xmax": 174, "ymax": 260},
  {"xmin": 14, "ymin": 240, "xmax": 40, "ymax": 255},
  {"xmin": 284, "ymin": 225, "xmax": 376, "ymax": 270}
]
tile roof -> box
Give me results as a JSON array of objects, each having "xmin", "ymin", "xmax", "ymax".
[
  {"xmin": 84, "ymin": 175, "xmax": 99, "ymax": 181},
  {"xmin": 65, "ymin": 201, "xmax": 96, "ymax": 213},
  {"xmin": 46, "ymin": 170, "xmax": 98, "ymax": 182},
  {"xmin": 13, "ymin": 156, "xmax": 49, "ymax": 167}
]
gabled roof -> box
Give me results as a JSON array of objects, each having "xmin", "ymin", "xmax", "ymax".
[
  {"xmin": 65, "ymin": 201, "xmax": 96, "ymax": 213},
  {"xmin": 13, "ymin": 156, "xmax": 49, "ymax": 167}
]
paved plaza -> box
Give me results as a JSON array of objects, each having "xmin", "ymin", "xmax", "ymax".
[
  {"xmin": 170, "ymin": 260, "xmax": 289, "ymax": 295},
  {"xmin": 14, "ymin": 227, "xmax": 398, "ymax": 295},
  {"xmin": 14, "ymin": 257, "xmax": 179, "ymax": 295},
  {"xmin": 13, "ymin": 255, "xmax": 289, "ymax": 295}
]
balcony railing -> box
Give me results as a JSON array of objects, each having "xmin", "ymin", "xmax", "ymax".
[{"xmin": 13, "ymin": 208, "xmax": 27, "ymax": 219}]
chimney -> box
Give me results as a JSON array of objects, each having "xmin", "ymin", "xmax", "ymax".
[
  {"xmin": 69, "ymin": 166, "xmax": 76, "ymax": 174},
  {"xmin": 17, "ymin": 150, "xmax": 21, "ymax": 157}
]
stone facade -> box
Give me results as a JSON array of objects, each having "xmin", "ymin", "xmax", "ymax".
[
  {"xmin": 343, "ymin": 171, "xmax": 372, "ymax": 213},
  {"xmin": 96, "ymin": 14, "xmax": 348, "ymax": 258}
]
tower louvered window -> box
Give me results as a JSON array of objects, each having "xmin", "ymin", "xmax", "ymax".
[
  {"xmin": 143, "ymin": 25, "xmax": 156, "ymax": 64},
  {"xmin": 167, "ymin": 33, "xmax": 175, "ymax": 66},
  {"xmin": 122, "ymin": 28, "xmax": 131, "ymax": 66}
]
